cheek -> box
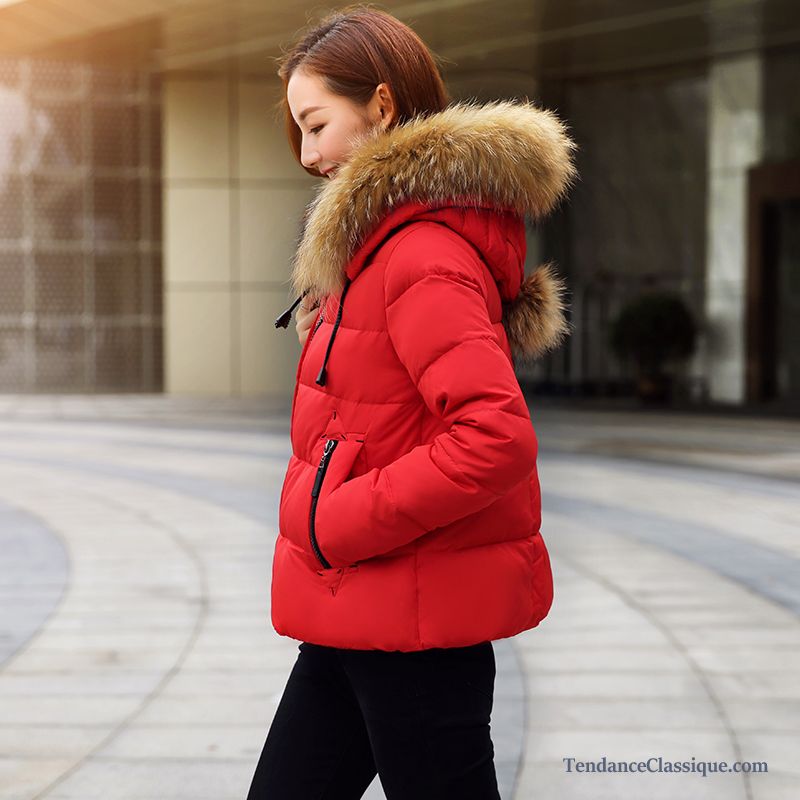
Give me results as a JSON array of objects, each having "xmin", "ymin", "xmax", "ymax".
[
  {"xmin": 323, "ymin": 140, "xmax": 343, "ymax": 163},
  {"xmin": 328, "ymin": 127, "xmax": 357, "ymax": 161}
]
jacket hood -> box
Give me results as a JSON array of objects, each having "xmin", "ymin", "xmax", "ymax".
[{"xmin": 288, "ymin": 98, "xmax": 579, "ymax": 363}]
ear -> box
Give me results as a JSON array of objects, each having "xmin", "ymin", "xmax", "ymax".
[{"xmin": 375, "ymin": 82, "xmax": 397, "ymax": 125}]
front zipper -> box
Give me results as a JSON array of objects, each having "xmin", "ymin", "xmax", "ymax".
[
  {"xmin": 311, "ymin": 307, "xmax": 325, "ymax": 338},
  {"xmin": 288, "ymin": 302, "xmax": 326, "ymax": 446},
  {"xmin": 309, "ymin": 438, "xmax": 338, "ymax": 568}
]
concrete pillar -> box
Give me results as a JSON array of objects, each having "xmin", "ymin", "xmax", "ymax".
[
  {"xmin": 163, "ymin": 73, "xmax": 315, "ymax": 397},
  {"xmin": 704, "ymin": 52, "xmax": 764, "ymax": 404}
]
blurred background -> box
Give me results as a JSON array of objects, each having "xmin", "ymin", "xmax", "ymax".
[
  {"xmin": 0, "ymin": 0, "xmax": 798, "ymax": 413},
  {"xmin": 1, "ymin": 3, "xmax": 799, "ymax": 800}
]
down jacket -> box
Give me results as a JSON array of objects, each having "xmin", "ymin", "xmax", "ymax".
[{"xmin": 272, "ymin": 99, "xmax": 578, "ymax": 651}]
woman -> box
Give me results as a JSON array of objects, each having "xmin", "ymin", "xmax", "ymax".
[{"xmin": 248, "ymin": 6, "xmax": 577, "ymax": 799}]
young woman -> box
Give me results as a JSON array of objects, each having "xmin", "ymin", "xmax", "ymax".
[{"xmin": 248, "ymin": 6, "xmax": 577, "ymax": 799}]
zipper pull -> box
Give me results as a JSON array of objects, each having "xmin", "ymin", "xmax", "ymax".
[
  {"xmin": 321, "ymin": 438, "xmax": 337, "ymax": 461},
  {"xmin": 312, "ymin": 439, "xmax": 338, "ymax": 497},
  {"xmin": 274, "ymin": 294, "xmax": 304, "ymax": 329}
]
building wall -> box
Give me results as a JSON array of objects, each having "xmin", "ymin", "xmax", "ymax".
[
  {"xmin": 163, "ymin": 74, "xmax": 315, "ymax": 398},
  {"xmin": 0, "ymin": 57, "xmax": 162, "ymax": 392}
]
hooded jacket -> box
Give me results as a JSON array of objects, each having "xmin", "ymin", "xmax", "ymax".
[{"xmin": 272, "ymin": 98, "xmax": 578, "ymax": 651}]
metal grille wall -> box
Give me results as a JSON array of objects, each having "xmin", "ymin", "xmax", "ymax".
[{"xmin": 0, "ymin": 57, "xmax": 162, "ymax": 392}]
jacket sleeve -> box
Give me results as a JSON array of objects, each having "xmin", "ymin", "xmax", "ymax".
[{"xmin": 314, "ymin": 226, "xmax": 538, "ymax": 568}]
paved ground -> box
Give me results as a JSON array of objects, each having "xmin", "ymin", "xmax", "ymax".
[{"xmin": 0, "ymin": 394, "xmax": 798, "ymax": 800}]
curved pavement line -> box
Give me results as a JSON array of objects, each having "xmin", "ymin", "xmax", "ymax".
[
  {"xmin": 5, "ymin": 445, "xmax": 799, "ymax": 615},
  {"xmin": 550, "ymin": 545, "xmax": 753, "ymax": 800},
  {"xmin": 539, "ymin": 446, "xmax": 800, "ymax": 500},
  {"xmin": 0, "ymin": 460, "xmax": 210, "ymax": 800},
  {"xmin": 0, "ymin": 499, "xmax": 69, "ymax": 668},
  {"xmin": 543, "ymin": 488, "xmax": 800, "ymax": 617},
  {"xmin": 0, "ymin": 449, "xmax": 525, "ymax": 800},
  {"xmin": 0, "ymin": 427, "xmax": 290, "ymax": 461},
  {"xmin": 4, "ymin": 439, "xmax": 799, "ymax": 798},
  {"xmin": 33, "ymin": 489, "xmax": 212, "ymax": 800}
]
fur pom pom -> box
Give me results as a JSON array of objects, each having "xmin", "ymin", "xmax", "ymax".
[{"xmin": 502, "ymin": 262, "xmax": 572, "ymax": 361}]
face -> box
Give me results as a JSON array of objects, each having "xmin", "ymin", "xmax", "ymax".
[{"xmin": 286, "ymin": 70, "xmax": 394, "ymax": 180}]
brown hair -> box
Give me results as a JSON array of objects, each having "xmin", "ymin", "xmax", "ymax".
[{"xmin": 274, "ymin": 4, "xmax": 451, "ymax": 178}]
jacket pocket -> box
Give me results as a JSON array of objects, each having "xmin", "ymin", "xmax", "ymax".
[
  {"xmin": 278, "ymin": 454, "xmax": 315, "ymax": 554},
  {"xmin": 309, "ymin": 433, "xmax": 365, "ymax": 569}
]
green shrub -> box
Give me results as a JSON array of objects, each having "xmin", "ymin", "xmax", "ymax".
[{"xmin": 609, "ymin": 291, "xmax": 697, "ymax": 375}]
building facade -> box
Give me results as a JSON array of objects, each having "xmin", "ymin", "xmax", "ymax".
[{"xmin": 0, "ymin": 0, "xmax": 797, "ymax": 411}]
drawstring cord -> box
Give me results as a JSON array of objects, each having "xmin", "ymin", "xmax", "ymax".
[
  {"xmin": 274, "ymin": 291, "xmax": 309, "ymax": 329},
  {"xmin": 273, "ymin": 278, "xmax": 353, "ymax": 388},
  {"xmin": 316, "ymin": 276, "xmax": 352, "ymax": 387}
]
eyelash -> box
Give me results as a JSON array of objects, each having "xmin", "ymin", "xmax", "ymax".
[{"xmin": 309, "ymin": 125, "xmax": 323, "ymax": 135}]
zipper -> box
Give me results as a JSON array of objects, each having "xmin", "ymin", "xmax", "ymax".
[
  {"xmin": 309, "ymin": 438, "xmax": 338, "ymax": 568},
  {"xmin": 311, "ymin": 307, "xmax": 325, "ymax": 338},
  {"xmin": 289, "ymin": 301, "xmax": 326, "ymax": 446}
]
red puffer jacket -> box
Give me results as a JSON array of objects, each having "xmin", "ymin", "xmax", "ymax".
[{"xmin": 272, "ymin": 99, "xmax": 578, "ymax": 651}]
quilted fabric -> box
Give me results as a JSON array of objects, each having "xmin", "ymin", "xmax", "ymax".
[{"xmin": 271, "ymin": 99, "xmax": 578, "ymax": 651}]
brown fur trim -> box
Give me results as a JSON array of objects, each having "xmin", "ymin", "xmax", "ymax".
[
  {"xmin": 291, "ymin": 98, "xmax": 579, "ymax": 300},
  {"xmin": 503, "ymin": 262, "xmax": 572, "ymax": 362}
]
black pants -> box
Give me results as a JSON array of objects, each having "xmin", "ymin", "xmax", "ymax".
[{"xmin": 246, "ymin": 640, "xmax": 501, "ymax": 800}]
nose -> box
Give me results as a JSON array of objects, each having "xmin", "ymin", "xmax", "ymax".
[{"xmin": 301, "ymin": 139, "xmax": 320, "ymax": 170}]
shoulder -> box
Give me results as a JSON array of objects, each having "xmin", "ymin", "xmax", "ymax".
[{"xmin": 382, "ymin": 221, "xmax": 489, "ymax": 305}]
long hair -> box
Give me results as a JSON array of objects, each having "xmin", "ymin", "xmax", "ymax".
[{"xmin": 274, "ymin": 5, "xmax": 451, "ymax": 178}]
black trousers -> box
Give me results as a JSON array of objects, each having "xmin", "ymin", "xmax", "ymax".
[{"xmin": 246, "ymin": 639, "xmax": 501, "ymax": 800}]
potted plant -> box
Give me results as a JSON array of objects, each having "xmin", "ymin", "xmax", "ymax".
[{"xmin": 609, "ymin": 291, "xmax": 697, "ymax": 405}]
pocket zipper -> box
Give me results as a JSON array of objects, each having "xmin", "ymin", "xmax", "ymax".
[{"xmin": 309, "ymin": 438, "xmax": 338, "ymax": 568}]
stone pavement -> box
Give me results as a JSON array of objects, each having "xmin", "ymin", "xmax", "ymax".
[{"xmin": 0, "ymin": 394, "xmax": 798, "ymax": 799}]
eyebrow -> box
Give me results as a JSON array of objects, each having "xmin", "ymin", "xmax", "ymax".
[{"xmin": 299, "ymin": 105, "xmax": 328, "ymax": 123}]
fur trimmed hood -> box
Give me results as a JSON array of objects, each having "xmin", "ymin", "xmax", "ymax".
[{"xmin": 289, "ymin": 98, "xmax": 579, "ymax": 361}]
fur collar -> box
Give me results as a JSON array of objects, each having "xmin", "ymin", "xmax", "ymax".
[{"xmin": 291, "ymin": 98, "xmax": 579, "ymax": 361}]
